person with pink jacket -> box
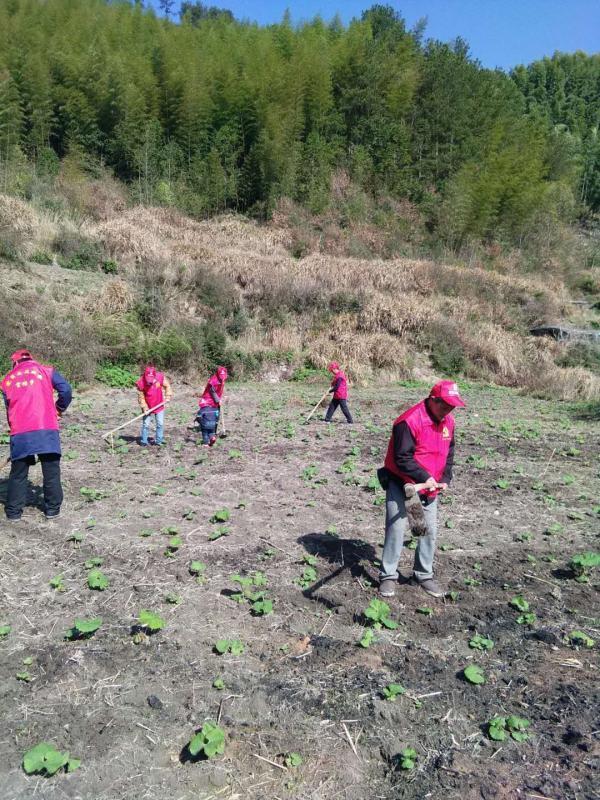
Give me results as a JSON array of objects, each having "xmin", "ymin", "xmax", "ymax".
[{"xmin": 324, "ymin": 362, "xmax": 353, "ymax": 424}]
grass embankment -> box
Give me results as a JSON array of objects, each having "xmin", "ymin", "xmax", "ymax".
[{"xmin": 0, "ymin": 181, "xmax": 598, "ymax": 401}]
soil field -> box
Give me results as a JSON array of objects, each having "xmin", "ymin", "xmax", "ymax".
[{"xmin": 0, "ymin": 381, "xmax": 598, "ymax": 800}]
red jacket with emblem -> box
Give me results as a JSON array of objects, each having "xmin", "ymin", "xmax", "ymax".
[
  {"xmin": 199, "ymin": 374, "xmax": 225, "ymax": 409},
  {"xmin": 2, "ymin": 361, "xmax": 59, "ymax": 435},
  {"xmin": 136, "ymin": 370, "xmax": 168, "ymax": 413},
  {"xmin": 384, "ymin": 400, "xmax": 455, "ymax": 499},
  {"xmin": 331, "ymin": 370, "xmax": 348, "ymax": 400}
]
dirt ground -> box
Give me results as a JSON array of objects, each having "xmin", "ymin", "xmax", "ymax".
[{"xmin": 0, "ymin": 381, "xmax": 598, "ymax": 800}]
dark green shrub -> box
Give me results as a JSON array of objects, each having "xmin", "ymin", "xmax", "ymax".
[
  {"xmin": 96, "ymin": 364, "xmax": 138, "ymax": 387},
  {"xmin": 54, "ymin": 230, "xmax": 102, "ymax": 271},
  {"xmin": 101, "ymin": 259, "xmax": 118, "ymax": 274},
  {"xmin": 29, "ymin": 250, "xmax": 53, "ymax": 264}
]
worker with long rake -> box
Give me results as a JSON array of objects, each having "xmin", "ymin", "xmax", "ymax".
[
  {"xmin": 136, "ymin": 364, "xmax": 173, "ymax": 446},
  {"xmin": 195, "ymin": 365, "xmax": 228, "ymax": 447},
  {"xmin": 1, "ymin": 349, "xmax": 72, "ymax": 521},
  {"xmin": 323, "ymin": 362, "xmax": 353, "ymax": 424},
  {"xmin": 378, "ymin": 381, "xmax": 465, "ymax": 599}
]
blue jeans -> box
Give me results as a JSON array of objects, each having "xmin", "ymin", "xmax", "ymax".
[
  {"xmin": 379, "ymin": 480, "xmax": 438, "ymax": 581},
  {"xmin": 141, "ymin": 410, "xmax": 164, "ymax": 445},
  {"xmin": 197, "ymin": 408, "xmax": 219, "ymax": 444}
]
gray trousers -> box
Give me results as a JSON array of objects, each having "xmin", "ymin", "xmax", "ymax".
[{"xmin": 379, "ymin": 479, "xmax": 438, "ymax": 581}]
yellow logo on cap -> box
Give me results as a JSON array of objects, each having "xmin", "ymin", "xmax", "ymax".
[{"xmin": 442, "ymin": 426, "xmax": 450, "ymax": 439}]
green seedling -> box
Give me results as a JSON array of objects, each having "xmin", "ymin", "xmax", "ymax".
[
  {"xmin": 22, "ymin": 743, "xmax": 80, "ymax": 776},
  {"xmin": 0, "ymin": 624, "xmax": 11, "ymax": 637},
  {"xmin": 301, "ymin": 464, "xmax": 319, "ymax": 482},
  {"xmin": 325, "ymin": 524, "xmax": 338, "ymax": 536},
  {"xmin": 208, "ymin": 526, "xmax": 230, "ymax": 541},
  {"xmin": 567, "ymin": 630, "xmax": 595, "ymax": 648},
  {"xmin": 544, "ymin": 521, "xmax": 564, "ymax": 536},
  {"xmin": 85, "ymin": 518, "xmax": 97, "ymax": 529},
  {"xmin": 444, "ymin": 519, "xmax": 455, "ymax": 529},
  {"xmin": 464, "ymin": 577, "xmax": 481, "ymax": 587},
  {"xmin": 228, "ymin": 449, "xmax": 242, "ymax": 459},
  {"xmin": 463, "ymin": 664, "xmax": 486, "ymax": 685},
  {"xmin": 213, "ymin": 677, "xmax": 225, "ymax": 690},
  {"xmin": 447, "ymin": 590, "xmax": 460, "ymax": 602},
  {"xmin": 152, "ymin": 486, "xmax": 167, "ymax": 496},
  {"xmin": 469, "ymin": 634, "xmax": 494, "ymax": 651},
  {"xmin": 188, "ymin": 721, "xmax": 225, "ymax": 759},
  {"xmin": 22, "ymin": 657, "xmax": 33, "ymax": 665},
  {"xmin": 382, "ymin": 683, "xmax": 406, "ymax": 701},
  {"xmin": 80, "ymin": 486, "xmax": 106, "ymax": 502},
  {"xmin": 65, "ymin": 617, "xmax": 102, "ymax": 640},
  {"xmin": 139, "ymin": 528, "xmax": 153, "ymax": 537},
  {"xmin": 364, "ymin": 475, "xmax": 380, "ymax": 492},
  {"xmin": 214, "ymin": 639, "xmax": 244, "ymax": 655},
  {"xmin": 259, "ymin": 548, "xmax": 275, "ymax": 560},
  {"xmin": 297, "ymin": 566, "xmax": 317, "ymax": 588},
  {"xmin": 189, "ymin": 561, "xmax": 206, "ymax": 576},
  {"xmin": 251, "ymin": 598, "xmax": 273, "ymax": 616},
  {"xmin": 569, "ymin": 552, "xmax": 600, "ymax": 583},
  {"xmin": 49, "ymin": 575, "xmax": 65, "ymax": 592},
  {"xmin": 284, "ymin": 752, "xmax": 303, "ymax": 768},
  {"xmin": 84, "ymin": 557, "xmax": 103, "ymax": 568},
  {"xmin": 567, "ymin": 509, "xmax": 585, "ymax": 521},
  {"xmin": 358, "ymin": 628, "xmax": 375, "ymax": 648},
  {"xmin": 87, "ymin": 569, "xmax": 109, "ymax": 591},
  {"xmin": 165, "ymin": 593, "xmax": 182, "ymax": 605},
  {"xmin": 302, "ymin": 554, "xmax": 318, "ymax": 566},
  {"xmin": 516, "ymin": 531, "xmax": 533, "ymax": 542},
  {"xmin": 138, "ymin": 610, "xmax": 165, "ymax": 632},
  {"xmin": 183, "ymin": 509, "xmax": 196, "ymax": 521},
  {"xmin": 488, "ymin": 715, "xmax": 530, "ymax": 742},
  {"xmin": 162, "ymin": 525, "xmax": 179, "ymax": 535},
  {"xmin": 337, "ymin": 457, "xmax": 356, "ymax": 474},
  {"xmin": 406, "ymin": 538, "xmax": 417, "ymax": 551},
  {"xmin": 68, "ymin": 532, "xmax": 84, "ymax": 543},
  {"xmin": 165, "ymin": 535, "xmax": 182, "ymax": 553},
  {"xmin": 398, "ymin": 747, "xmax": 417, "ymax": 770},
  {"xmin": 210, "ymin": 508, "xmax": 230, "ymax": 523},
  {"xmin": 439, "ymin": 543, "xmax": 453, "ymax": 552},
  {"xmin": 516, "ymin": 612, "xmax": 537, "ymax": 625},
  {"xmin": 16, "ymin": 670, "xmax": 32, "ymax": 681},
  {"xmin": 416, "ymin": 607, "xmax": 433, "ymax": 616},
  {"xmin": 510, "ymin": 595, "xmax": 529, "ymax": 612},
  {"xmin": 364, "ymin": 598, "xmax": 398, "ymax": 630}
]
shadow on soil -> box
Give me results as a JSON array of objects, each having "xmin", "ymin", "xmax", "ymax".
[{"xmin": 297, "ymin": 532, "xmax": 377, "ymax": 608}]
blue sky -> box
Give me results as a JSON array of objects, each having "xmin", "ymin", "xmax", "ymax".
[{"xmin": 147, "ymin": 0, "xmax": 599, "ymax": 71}]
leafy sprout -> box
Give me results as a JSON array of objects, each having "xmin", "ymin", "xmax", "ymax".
[
  {"xmin": 188, "ymin": 721, "xmax": 225, "ymax": 759},
  {"xmin": 22, "ymin": 742, "xmax": 80, "ymax": 776},
  {"xmin": 363, "ymin": 598, "xmax": 398, "ymax": 630},
  {"xmin": 138, "ymin": 610, "xmax": 165, "ymax": 632},
  {"xmin": 463, "ymin": 664, "xmax": 486, "ymax": 685}
]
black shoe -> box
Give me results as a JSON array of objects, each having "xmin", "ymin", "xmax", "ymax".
[
  {"xmin": 6, "ymin": 516, "xmax": 22, "ymax": 523},
  {"xmin": 44, "ymin": 511, "xmax": 60, "ymax": 520}
]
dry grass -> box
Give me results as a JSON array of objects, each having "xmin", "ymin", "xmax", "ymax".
[{"xmin": 1, "ymin": 188, "xmax": 596, "ymax": 400}]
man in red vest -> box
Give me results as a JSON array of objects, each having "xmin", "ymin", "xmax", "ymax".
[
  {"xmin": 1, "ymin": 349, "xmax": 72, "ymax": 521},
  {"xmin": 136, "ymin": 364, "xmax": 173, "ymax": 446},
  {"xmin": 324, "ymin": 362, "xmax": 353, "ymax": 424},
  {"xmin": 378, "ymin": 380, "xmax": 466, "ymax": 598}
]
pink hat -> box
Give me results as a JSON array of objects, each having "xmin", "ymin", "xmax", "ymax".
[
  {"xmin": 327, "ymin": 362, "xmax": 339, "ymax": 372},
  {"xmin": 429, "ymin": 380, "xmax": 466, "ymax": 408}
]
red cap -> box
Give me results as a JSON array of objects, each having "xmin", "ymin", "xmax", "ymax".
[
  {"xmin": 10, "ymin": 349, "xmax": 33, "ymax": 364},
  {"xmin": 327, "ymin": 362, "xmax": 339, "ymax": 372},
  {"xmin": 429, "ymin": 380, "xmax": 466, "ymax": 408},
  {"xmin": 216, "ymin": 366, "xmax": 228, "ymax": 381}
]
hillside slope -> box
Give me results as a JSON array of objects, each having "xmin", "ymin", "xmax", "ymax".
[{"xmin": 0, "ymin": 192, "xmax": 598, "ymax": 400}]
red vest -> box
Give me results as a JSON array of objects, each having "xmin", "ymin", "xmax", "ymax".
[
  {"xmin": 1, "ymin": 360, "xmax": 59, "ymax": 435},
  {"xmin": 136, "ymin": 371, "xmax": 166, "ymax": 413},
  {"xmin": 384, "ymin": 400, "xmax": 454, "ymax": 499},
  {"xmin": 332, "ymin": 370, "xmax": 348, "ymax": 400},
  {"xmin": 199, "ymin": 374, "xmax": 224, "ymax": 408}
]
